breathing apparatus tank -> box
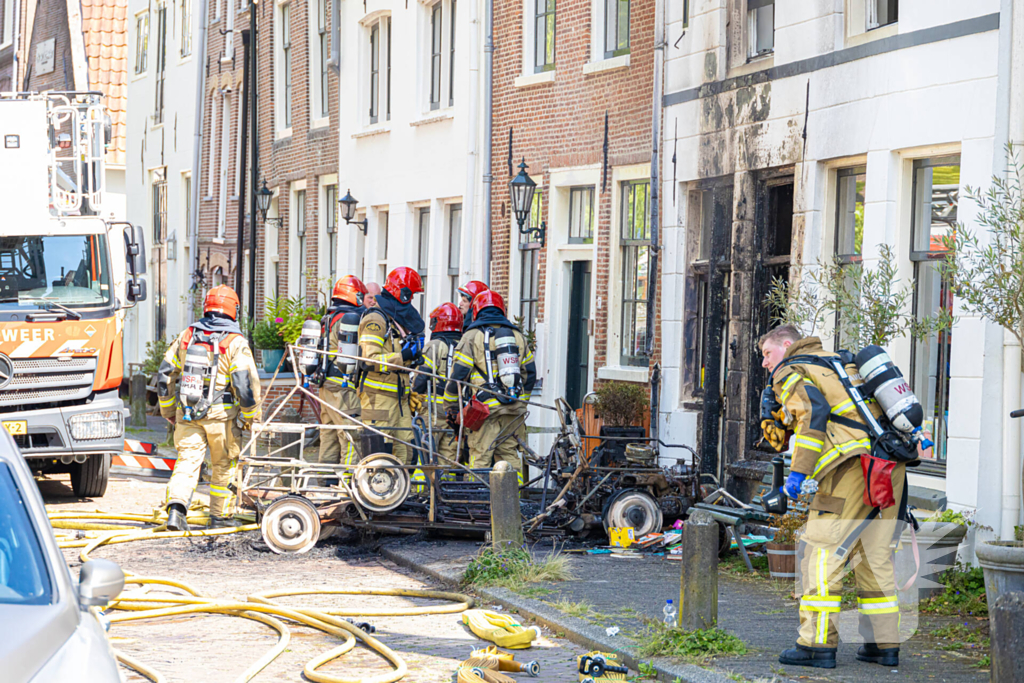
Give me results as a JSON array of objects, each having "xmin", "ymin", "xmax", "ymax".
[
  {"xmin": 297, "ymin": 320, "xmax": 322, "ymax": 378},
  {"xmin": 854, "ymin": 345, "xmax": 924, "ymax": 435},
  {"xmin": 337, "ymin": 316, "xmax": 360, "ymax": 375},
  {"xmin": 179, "ymin": 343, "xmax": 212, "ymax": 410},
  {"xmin": 493, "ymin": 328, "xmax": 522, "ymax": 395}
]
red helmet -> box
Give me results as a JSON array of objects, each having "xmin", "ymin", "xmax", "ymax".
[
  {"xmin": 470, "ymin": 291, "xmax": 506, "ymax": 318},
  {"xmin": 429, "ymin": 303, "xmax": 463, "ymax": 334},
  {"xmin": 458, "ymin": 280, "xmax": 489, "ymax": 302},
  {"xmin": 204, "ymin": 285, "xmax": 240, "ymax": 320},
  {"xmin": 384, "ymin": 267, "xmax": 424, "ymax": 304},
  {"xmin": 332, "ymin": 275, "xmax": 367, "ymax": 306}
]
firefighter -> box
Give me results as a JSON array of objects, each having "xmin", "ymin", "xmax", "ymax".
[
  {"xmin": 457, "ymin": 280, "xmax": 489, "ymax": 329},
  {"xmin": 156, "ymin": 286, "xmax": 261, "ymax": 531},
  {"xmin": 317, "ymin": 275, "xmax": 367, "ymax": 472},
  {"xmin": 760, "ymin": 324, "xmax": 908, "ymax": 670},
  {"xmin": 443, "ymin": 291, "xmax": 535, "ymax": 482},
  {"xmin": 357, "ymin": 267, "xmax": 425, "ymax": 466},
  {"xmin": 413, "ymin": 303, "xmax": 464, "ymax": 466}
]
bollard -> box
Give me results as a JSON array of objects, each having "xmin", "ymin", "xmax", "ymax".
[
  {"xmin": 130, "ymin": 373, "xmax": 148, "ymax": 428},
  {"xmin": 490, "ymin": 464, "xmax": 524, "ymax": 550},
  {"xmin": 991, "ymin": 591, "xmax": 1024, "ymax": 683},
  {"xmin": 679, "ymin": 510, "xmax": 718, "ymax": 630}
]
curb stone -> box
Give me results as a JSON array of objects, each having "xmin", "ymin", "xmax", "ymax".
[{"xmin": 380, "ymin": 545, "xmax": 736, "ymax": 683}]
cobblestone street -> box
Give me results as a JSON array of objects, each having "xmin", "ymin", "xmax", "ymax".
[{"xmin": 43, "ymin": 474, "xmax": 588, "ymax": 683}]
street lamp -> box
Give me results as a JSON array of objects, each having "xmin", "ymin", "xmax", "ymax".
[
  {"xmin": 256, "ymin": 180, "xmax": 273, "ymax": 223},
  {"xmin": 338, "ymin": 189, "xmax": 368, "ymax": 235},
  {"xmin": 510, "ymin": 158, "xmax": 545, "ymax": 246}
]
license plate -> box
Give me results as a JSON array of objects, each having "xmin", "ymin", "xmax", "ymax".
[{"xmin": 3, "ymin": 421, "xmax": 27, "ymax": 436}]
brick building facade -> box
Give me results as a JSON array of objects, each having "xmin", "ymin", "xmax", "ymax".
[{"xmin": 489, "ymin": 0, "xmax": 658, "ymax": 417}]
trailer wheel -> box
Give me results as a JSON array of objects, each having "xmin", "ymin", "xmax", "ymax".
[
  {"xmin": 262, "ymin": 495, "xmax": 321, "ymax": 554},
  {"xmin": 602, "ymin": 489, "xmax": 663, "ymax": 538},
  {"xmin": 70, "ymin": 454, "xmax": 110, "ymax": 498}
]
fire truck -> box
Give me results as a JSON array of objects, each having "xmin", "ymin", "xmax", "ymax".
[{"xmin": 0, "ymin": 92, "xmax": 146, "ymax": 496}]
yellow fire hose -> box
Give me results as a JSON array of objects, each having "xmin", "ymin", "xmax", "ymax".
[{"xmin": 48, "ymin": 506, "xmax": 477, "ymax": 683}]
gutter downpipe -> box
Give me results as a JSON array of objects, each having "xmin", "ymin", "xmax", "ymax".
[
  {"xmin": 11, "ymin": 0, "xmax": 21, "ymax": 87},
  {"xmin": 645, "ymin": 0, "xmax": 664, "ymax": 360},
  {"xmin": 188, "ymin": 0, "xmax": 211, "ymax": 319},
  {"xmin": 461, "ymin": 0, "xmax": 480, "ymax": 286},
  {"xmin": 998, "ymin": 0, "xmax": 1022, "ymax": 540},
  {"xmin": 481, "ymin": 0, "xmax": 494, "ymax": 285}
]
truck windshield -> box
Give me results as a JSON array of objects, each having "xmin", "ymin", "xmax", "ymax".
[
  {"xmin": 0, "ymin": 235, "xmax": 112, "ymax": 309},
  {"xmin": 0, "ymin": 462, "xmax": 53, "ymax": 605}
]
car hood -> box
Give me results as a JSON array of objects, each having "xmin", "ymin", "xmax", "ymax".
[{"xmin": 1, "ymin": 601, "xmax": 79, "ymax": 683}]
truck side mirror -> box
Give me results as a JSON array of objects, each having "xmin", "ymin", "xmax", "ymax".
[
  {"xmin": 127, "ymin": 277, "xmax": 147, "ymax": 303},
  {"xmin": 123, "ymin": 224, "xmax": 147, "ymax": 276}
]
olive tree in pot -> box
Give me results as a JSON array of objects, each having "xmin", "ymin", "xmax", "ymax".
[
  {"xmin": 942, "ymin": 148, "xmax": 1024, "ymax": 607},
  {"xmin": 593, "ymin": 382, "xmax": 648, "ymax": 467}
]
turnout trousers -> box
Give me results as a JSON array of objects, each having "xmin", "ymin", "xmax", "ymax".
[
  {"xmin": 360, "ymin": 390, "xmax": 414, "ymax": 465},
  {"xmin": 468, "ymin": 413, "xmax": 524, "ymax": 484},
  {"xmin": 317, "ymin": 385, "xmax": 362, "ymax": 466},
  {"xmin": 166, "ymin": 418, "xmax": 241, "ymax": 518},
  {"xmin": 797, "ymin": 457, "xmax": 905, "ymax": 650}
]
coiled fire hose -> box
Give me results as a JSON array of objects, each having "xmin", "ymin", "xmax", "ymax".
[{"xmin": 49, "ymin": 504, "xmax": 476, "ymax": 683}]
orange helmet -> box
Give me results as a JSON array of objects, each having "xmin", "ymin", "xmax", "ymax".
[
  {"xmin": 204, "ymin": 285, "xmax": 240, "ymax": 320},
  {"xmin": 429, "ymin": 303, "xmax": 463, "ymax": 334},
  {"xmin": 384, "ymin": 267, "xmax": 424, "ymax": 304},
  {"xmin": 332, "ymin": 275, "xmax": 367, "ymax": 306},
  {"xmin": 470, "ymin": 291, "xmax": 506, "ymax": 318},
  {"xmin": 458, "ymin": 280, "xmax": 489, "ymax": 302}
]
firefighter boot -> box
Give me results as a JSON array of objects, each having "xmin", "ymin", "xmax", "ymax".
[
  {"xmin": 209, "ymin": 516, "xmax": 245, "ymax": 529},
  {"xmin": 779, "ymin": 643, "xmax": 837, "ymax": 669},
  {"xmin": 857, "ymin": 644, "xmax": 899, "ymax": 667},
  {"xmin": 166, "ymin": 503, "xmax": 189, "ymax": 532}
]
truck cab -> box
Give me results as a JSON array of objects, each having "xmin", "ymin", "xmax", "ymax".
[{"xmin": 0, "ymin": 92, "xmax": 146, "ymax": 496}]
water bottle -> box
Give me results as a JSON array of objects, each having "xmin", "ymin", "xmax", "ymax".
[{"xmin": 663, "ymin": 599, "xmax": 676, "ymax": 627}]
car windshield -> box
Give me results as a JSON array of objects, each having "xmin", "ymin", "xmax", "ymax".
[
  {"xmin": 0, "ymin": 235, "xmax": 113, "ymax": 309},
  {"xmin": 0, "ymin": 462, "xmax": 52, "ymax": 605}
]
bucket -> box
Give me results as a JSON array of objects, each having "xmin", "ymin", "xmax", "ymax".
[
  {"xmin": 976, "ymin": 540, "xmax": 1024, "ymax": 615},
  {"xmin": 766, "ymin": 542, "xmax": 797, "ymax": 579}
]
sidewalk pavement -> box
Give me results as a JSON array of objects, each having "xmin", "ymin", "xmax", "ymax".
[{"xmin": 381, "ymin": 539, "xmax": 988, "ymax": 683}]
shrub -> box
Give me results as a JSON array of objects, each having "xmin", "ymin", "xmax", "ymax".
[
  {"xmin": 141, "ymin": 338, "xmax": 170, "ymax": 376},
  {"xmin": 253, "ymin": 318, "xmax": 284, "ymax": 350},
  {"xmin": 595, "ymin": 381, "xmax": 647, "ymax": 427}
]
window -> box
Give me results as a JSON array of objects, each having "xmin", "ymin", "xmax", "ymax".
[
  {"xmin": 835, "ymin": 167, "xmax": 866, "ymax": 263},
  {"xmin": 519, "ymin": 191, "xmax": 543, "ymax": 334},
  {"xmin": 369, "ymin": 23, "xmax": 380, "ymax": 123},
  {"xmin": 279, "ymin": 3, "xmax": 292, "ymax": 129},
  {"xmin": 180, "ymin": 0, "xmax": 192, "ymax": 56},
  {"xmin": 910, "ymin": 155, "xmax": 959, "ymax": 466},
  {"xmin": 183, "ymin": 173, "xmax": 192, "ymax": 239},
  {"xmin": 135, "ymin": 12, "xmax": 149, "ymax": 74},
  {"xmin": 317, "ymin": 0, "xmax": 330, "ymax": 118},
  {"xmin": 206, "ymin": 95, "xmax": 218, "ymax": 196},
  {"xmin": 366, "ymin": 16, "xmax": 391, "ymax": 124},
  {"xmin": 377, "ymin": 210, "xmax": 389, "ymax": 283},
  {"xmin": 153, "ymin": 6, "xmax": 167, "ymax": 122},
  {"xmin": 568, "ymin": 186, "xmax": 594, "ymax": 244},
  {"xmin": 2, "ymin": 0, "xmax": 13, "ymax": 46},
  {"xmin": 535, "ymin": 0, "xmax": 555, "ymax": 72},
  {"xmin": 295, "ymin": 189, "xmax": 307, "ymax": 298},
  {"xmin": 153, "ymin": 170, "xmax": 168, "ymax": 341},
  {"xmin": 867, "ymin": 0, "xmax": 897, "ymax": 30},
  {"xmin": 325, "ymin": 185, "xmax": 338, "ymax": 283},
  {"xmin": 447, "ymin": 203, "xmax": 462, "ymax": 301},
  {"xmin": 216, "ymin": 93, "xmax": 232, "ymax": 238},
  {"xmin": 153, "ymin": 169, "xmax": 167, "ymax": 245},
  {"xmin": 604, "ymin": 0, "xmax": 629, "ymax": 58},
  {"xmin": 747, "ymin": 0, "xmax": 774, "ymax": 59},
  {"xmin": 223, "ymin": 0, "xmax": 234, "ymax": 61},
  {"xmin": 386, "ymin": 18, "xmax": 392, "ymax": 119},
  {"xmin": 429, "ymin": 3, "xmax": 442, "ymax": 110},
  {"xmin": 620, "ymin": 180, "xmax": 650, "ymax": 365},
  {"xmin": 417, "ymin": 208, "xmax": 430, "ymax": 315},
  {"xmin": 682, "ymin": 0, "xmax": 689, "ymax": 29},
  {"xmin": 448, "ymin": 0, "xmax": 456, "ymax": 106}
]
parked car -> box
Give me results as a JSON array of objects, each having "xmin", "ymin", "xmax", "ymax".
[{"xmin": 0, "ymin": 429, "xmax": 125, "ymax": 682}]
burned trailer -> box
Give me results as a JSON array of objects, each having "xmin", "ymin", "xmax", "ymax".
[{"xmin": 235, "ymin": 345, "xmax": 702, "ymax": 553}]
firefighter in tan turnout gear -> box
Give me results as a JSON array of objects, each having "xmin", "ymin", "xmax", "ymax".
[
  {"xmin": 412, "ymin": 303, "xmax": 464, "ymax": 466},
  {"xmin": 357, "ymin": 267, "xmax": 425, "ymax": 465},
  {"xmin": 760, "ymin": 324, "xmax": 915, "ymax": 671},
  {"xmin": 157, "ymin": 286, "xmax": 262, "ymax": 531},
  {"xmin": 317, "ymin": 275, "xmax": 367, "ymax": 472},
  {"xmin": 443, "ymin": 291, "xmax": 536, "ymax": 483}
]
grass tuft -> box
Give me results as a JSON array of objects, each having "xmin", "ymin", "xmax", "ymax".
[
  {"xmin": 633, "ymin": 620, "xmax": 747, "ymax": 663},
  {"xmin": 461, "ymin": 544, "xmax": 573, "ymax": 592},
  {"xmin": 920, "ymin": 563, "xmax": 989, "ymax": 617}
]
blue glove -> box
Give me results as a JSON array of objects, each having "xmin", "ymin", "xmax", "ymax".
[
  {"xmin": 782, "ymin": 472, "xmax": 806, "ymax": 500},
  {"xmin": 401, "ymin": 335, "xmax": 424, "ymax": 362}
]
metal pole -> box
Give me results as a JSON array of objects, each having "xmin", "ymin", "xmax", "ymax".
[
  {"xmin": 247, "ymin": 1, "xmax": 259, "ymax": 347},
  {"xmin": 235, "ymin": 29, "xmax": 251, "ymax": 308},
  {"xmin": 188, "ymin": 0, "xmax": 211, "ymax": 319},
  {"xmin": 645, "ymin": 0, "xmax": 664, "ymax": 358},
  {"xmin": 481, "ymin": 0, "xmax": 494, "ymax": 285}
]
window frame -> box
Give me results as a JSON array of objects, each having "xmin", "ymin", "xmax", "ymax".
[
  {"xmin": 1, "ymin": 0, "xmax": 13, "ymax": 47},
  {"xmin": 447, "ymin": 203, "xmax": 462, "ymax": 302},
  {"xmin": 369, "ymin": 22, "xmax": 380, "ymax": 123},
  {"xmin": 317, "ymin": 0, "xmax": 330, "ymax": 118},
  {"xmin": 908, "ymin": 154, "xmax": 960, "ymax": 472},
  {"xmin": 534, "ymin": 0, "xmax": 555, "ymax": 73},
  {"xmin": 568, "ymin": 186, "xmax": 595, "ymax": 244},
  {"xmin": 278, "ymin": 2, "xmax": 293, "ymax": 131},
  {"xmin": 429, "ymin": 2, "xmax": 443, "ymax": 111},
  {"xmin": 417, "ymin": 208, "xmax": 431, "ymax": 316},
  {"xmin": 180, "ymin": 0, "xmax": 192, "ymax": 57},
  {"xmin": 834, "ymin": 166, "xmax": 867, "ymax": 264},
  {"xmin": 603, "ymin": 0, "xmax": 629, "ymax": 59},
  {"xmin": 746, "ymin": 0, "xmax": 774, "ymax": 60},
  {"xmin": 619, "ymin": 179, "xmax": 651, "ymax": 367},
  {"xmin": 325, "ymin": 184, "xmax": 338, "ymax": 284},
  {"xmin": 295, "ymin": 189, "xmax": 308, "ymax": 300},
  {"xmin": 135, "ymin": 11, "xmax": 149, "ymax": 75},
  {"xmin": 518, "ymin": 190, "xmax": 543, "ymax": 335},
  {"xmin": 866, "ymin": 0, "xmax": 898, "ymax": 31},
  {"xmin": 153, "ymin": 6, "xmax": 167, "ymax": 122},
  {"xmin": 448, "ymin": 0, "xmax": 456, "ymax": 106}
]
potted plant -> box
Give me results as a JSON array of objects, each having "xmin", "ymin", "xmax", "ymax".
[
  {"xmin": 899, "ymin": 509, "xmax": 972, "ymax": 602},
  {"xmin": 942, "ymin": 147, "xmax": 1024, "ymax": 609},
  {"xmin": 592, "ymin": 382, "xmax": 648, "ymax": 466},
  {"xmin": 253, "ymin": 317, "xmax": 285, "ymax": 372},
  {"xmin": 766, "ymin": 502, "xmax": 808, "ymax": 581}
]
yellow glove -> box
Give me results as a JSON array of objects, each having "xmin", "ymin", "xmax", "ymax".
[
  {"xmin": 761, "ymin": 418, "xmax": 790, "ymax": 452},
  {"xmin": 409, "ymin": 391, "xmax": 425, "ymax": 413}
]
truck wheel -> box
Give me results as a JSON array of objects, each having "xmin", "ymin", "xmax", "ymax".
[{"xmin": 70, "ymin": 454, "xmax": 110, "ymax": 498}]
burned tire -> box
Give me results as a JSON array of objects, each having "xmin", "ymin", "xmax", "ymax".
[
  {"xmin": 602, "ymin": 489, "xmax": 663, "ymax": 538},
  {"xmin": 70, "ymin": 454, "xmax": 110, "ymax": 498}
]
